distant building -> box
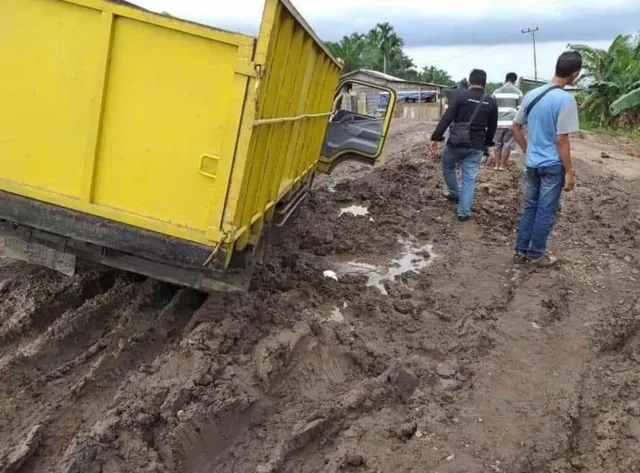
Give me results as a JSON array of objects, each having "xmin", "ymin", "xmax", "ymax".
[{"xmin": 339, "ymin": 69, "xmax": 448, "ymax": 120}]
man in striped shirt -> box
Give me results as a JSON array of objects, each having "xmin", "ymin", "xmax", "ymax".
[{"xmin": 489, "ymin": 72, "xmax": 523, "ymax": 170}]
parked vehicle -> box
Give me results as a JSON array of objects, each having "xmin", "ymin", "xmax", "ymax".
[{"xmin": 0, "ymin": 0, "xmax": 397, "ymax": 291}]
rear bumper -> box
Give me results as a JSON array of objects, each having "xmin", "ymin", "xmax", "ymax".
[{"xmin": 0, "ymin": 190, "xmax": 252, "ymax": 291}]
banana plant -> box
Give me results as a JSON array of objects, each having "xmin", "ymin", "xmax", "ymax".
[
  {"xmin": 611, "ymin": 82, "xmax": 640, "ymax": 116},
  {"xmin": 569, "ymin": 34, "xmax": 640, "ymax": 127}
]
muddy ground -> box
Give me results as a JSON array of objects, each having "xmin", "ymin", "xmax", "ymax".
[{"xmin": 1, "ymin": 121, "xmax": 640, "ymax": 473}]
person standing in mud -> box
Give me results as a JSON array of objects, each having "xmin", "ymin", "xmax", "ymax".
[
  {"xmin": 430, "ymin": 69, "xmax": 498, "ymax": 221},
  {"xmin": 488, "ymin": 72, "xmax": 523, "ymax": 170},
  {"xmin": 511, "ymin": 51, "xmax": 582, "ymax": 267}
]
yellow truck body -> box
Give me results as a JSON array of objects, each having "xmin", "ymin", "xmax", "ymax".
[{"xmin": 0, "ymin": 0, "xmax": 396, "ymax": 291}]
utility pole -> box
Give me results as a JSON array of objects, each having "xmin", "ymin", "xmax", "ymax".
[{"xmin": 521, "ymin": 27, "xmax": 539, "ymax": 81}]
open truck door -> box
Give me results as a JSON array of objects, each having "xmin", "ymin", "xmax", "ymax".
[{"xmin": 316, "ymin": 80, "xmax": 397, "ymax": 174}]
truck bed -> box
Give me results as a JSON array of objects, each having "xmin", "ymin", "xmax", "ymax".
[{"xmin": 0, "ymin": 0, "xmax": 342, "ymax": 288}]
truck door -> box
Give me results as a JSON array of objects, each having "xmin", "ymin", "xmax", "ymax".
[{"xmin": 316, "ymin": 80, "xmax": 397, "ymax": 174}]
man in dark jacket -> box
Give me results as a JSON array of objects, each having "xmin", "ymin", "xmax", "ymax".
[{"xmin": 430, "ymin": 69, "xmax": 498, "ymax": 221}]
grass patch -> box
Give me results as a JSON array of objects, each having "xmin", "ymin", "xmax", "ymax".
[{"xmin": 580, "ymin": 117, "xmax": 640, "ymax": 142}]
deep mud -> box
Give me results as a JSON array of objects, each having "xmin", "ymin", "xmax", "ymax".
[{"xmin": 2, "ymin": 121, "xmax": 640, "ymax": 473}]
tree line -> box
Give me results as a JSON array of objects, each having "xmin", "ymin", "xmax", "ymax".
[
  {"xmin": 325, "ymin": 23, "xmax": 517, "ymax": 91},
  {"xmin": 325, "ymin": 23, "xmax": 455, "ymax": 86},
  {"xmin": 327, "ymin": 24, "xmax": 639, "ymax": 129}
]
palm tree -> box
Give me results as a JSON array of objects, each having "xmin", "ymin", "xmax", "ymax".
[
  {"xmin": 326, "ymin": 34, "xmax": 367, "ymax": 73},
  {"xmin": 367, "ymin": 23, "xmax": 403, "ymax": 74},
  {"xmin": 421, "ymin": 66, "xmax": 454, "ymax": 86}
]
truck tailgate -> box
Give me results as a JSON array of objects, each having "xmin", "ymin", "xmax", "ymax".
[{"xmin": 0, "ymin": 0, "xmax": 256, "ymax": 245}]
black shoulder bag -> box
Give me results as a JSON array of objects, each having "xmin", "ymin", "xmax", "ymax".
[{"xmin": 448, "ymin": 94, "xmax": 487, "ymax": 148}]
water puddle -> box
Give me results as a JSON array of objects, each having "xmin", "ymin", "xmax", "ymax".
[
  {"xmin": 336, "ymin": 239, "xmax": 434, "ymax": 295},
  {"xmin": 339, "ymin": 203, "xmax": 369, "ymax": 217}
]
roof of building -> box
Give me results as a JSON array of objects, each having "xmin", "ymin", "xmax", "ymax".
[
  {"xmin": 340, "ymin": 69, "xmax": 448, "ymax": 89},
  {"xmin": 342, "ymin": 69, "xmax": 407, "ymax": 82}
]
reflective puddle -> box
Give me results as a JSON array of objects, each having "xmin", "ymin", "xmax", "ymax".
[
  {"xmin": 339, "ymin": 204, "xmax": 369, "ymax": 217},
  {"xmin": 335, "ymin": 239, "xmax": 434, "ymax": 295}
]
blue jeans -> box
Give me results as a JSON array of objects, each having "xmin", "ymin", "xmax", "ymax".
[
  {"xmin": 515, "ymin": 164, "xmax": 564, "ymax": 259},
  {"xmin": 441, "ymin": 146, "xmax": 483, "ymax": 217}
]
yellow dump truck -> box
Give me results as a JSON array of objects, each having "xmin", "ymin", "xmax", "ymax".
[{"xmin": 0, "ymin": 0, "xmax": 397, "ymax": 291}]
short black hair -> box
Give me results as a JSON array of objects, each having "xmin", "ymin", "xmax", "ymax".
[
  {"xmin": 505, "ymin": 72, "xmax": 518, "ymax": 83},
  {"xmin": 469, "ymin": 69, "xmax": 487, "ymax": 87},
  {"xmin": 555, "ymin": 51, "xmax": 582, "ymax": 78}
]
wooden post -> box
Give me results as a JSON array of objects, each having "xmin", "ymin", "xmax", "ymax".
[{"xmin": 418, "ymin": 85, "xmax": 422, "ymax": 121}]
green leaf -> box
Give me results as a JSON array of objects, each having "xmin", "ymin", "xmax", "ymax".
[
  {"xmin": 590, "ymin": 81, "xmax": 621, "ymax": 90},
  {"xmin": 611, "ymin": 87, "xmax": 640, "ymax": 115}
]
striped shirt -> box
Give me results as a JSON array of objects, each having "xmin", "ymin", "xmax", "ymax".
[{"xmin": 493, "ymin": 82, "xmax": 523, "ymax": 128}]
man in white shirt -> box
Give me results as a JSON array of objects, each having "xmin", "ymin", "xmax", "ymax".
[{"xmin": 489, "ymin": 72, "xmax": 523, "ymax": 170}]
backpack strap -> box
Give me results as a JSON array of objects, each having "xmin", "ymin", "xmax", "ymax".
[
  {"xmin": 468, "ymin": 94, "xmax": 487, "ymax": 123},
  {"xmin": 525, "ymin": 85, "xmax": 563, "ymax": 115}
]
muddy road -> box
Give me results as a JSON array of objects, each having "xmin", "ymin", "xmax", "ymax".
[{"xmin": 1, "ymin": 121, "xmax": 640, "ymax": 473}]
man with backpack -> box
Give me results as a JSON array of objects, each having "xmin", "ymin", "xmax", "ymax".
[
  {"xmin": 511, "ymin": 51, "xmax": 582, "ymax": 267},
  {"xmin": 430, "ymin": 69, "xmax": 498, "ymax": 221}
]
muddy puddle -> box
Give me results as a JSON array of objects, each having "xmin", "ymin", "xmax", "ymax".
[
  {"xmin": 339, "ymin": 203, "xmax": 369, "ymax": 217},
  {"xmin": 333, "ymin": 239, "xmax": 434, "ymax": 295}
]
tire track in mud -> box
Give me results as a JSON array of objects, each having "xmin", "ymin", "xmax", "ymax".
[
  {"xmin": 450, "ymin": 141, "xmax": 640, "ymax": 473},
  {"xmin": 0, "ymin": 268, "xmax": 207, "ymax": 473},
  {"xmin": 553, "ymin": 296, "xmax": 640, "ymax": 473},
  {"xmin": 0, "ymin": 270, "xmax": 118, "ymax": 366}
]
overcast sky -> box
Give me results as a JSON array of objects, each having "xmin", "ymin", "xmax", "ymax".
[{"xmin": 132, "ymin": 0, "xmax": 638, "ymax": 81}]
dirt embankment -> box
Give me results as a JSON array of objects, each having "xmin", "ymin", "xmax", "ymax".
[{"xmin": 1, "ymin": 121, "xmax": 640, "ymax": 473}]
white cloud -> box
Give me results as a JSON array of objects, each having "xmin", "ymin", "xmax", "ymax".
[
  {"xmin": 131, "ymin": 0, "xmax": 636, "ymax": 27},
  {"xmin": 128, "ymin": 0, "xmax": 629, "ymax": 81}
]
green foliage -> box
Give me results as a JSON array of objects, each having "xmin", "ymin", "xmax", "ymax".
[
  {"xmin": 326, "ymin": 24, "xmax": 410, "ymax": 76},
  {"xmin": 420, "ymin": 66, "xmax": 454, "ymax": 86},
  {"xmin": 569, "ymin": 34, "xmax": 640, "ymax": 128},
  {"xmin": 326, "ymin": 23, "xmax": 454, "ymax": 85},
  {"xmin": 611, "ymin": 86, "xmax": 640, "ymax": 116},
  {"xmin": 326, "ymin": 34, "xmax": 368, "ymax": 73},
  {"xmin": 580, "ymin": 116, "xmax": 640, "ymax": 142}
]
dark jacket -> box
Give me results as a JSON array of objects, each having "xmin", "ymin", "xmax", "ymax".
[{"xmin": 431, "ymin": 87, "xmax": 498, "ymax": 150}]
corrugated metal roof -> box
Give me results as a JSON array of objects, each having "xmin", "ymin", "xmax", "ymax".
[
  {"xmin": 361, "ymin": 69, "xmax": 407, "ymax": 82},
  {"xmin": 341, "ymin": 69, "xmax": 447, "ymax": 89},
  {"xmin": 341, "ymin": 69, "xmax": 406, "ymax": 82}
]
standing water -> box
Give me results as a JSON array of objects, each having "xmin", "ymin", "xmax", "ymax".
[{"xmin": 335, "ymin": 239, "xmax": 435, "ymax": 295}]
